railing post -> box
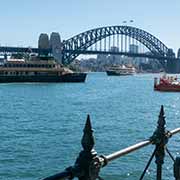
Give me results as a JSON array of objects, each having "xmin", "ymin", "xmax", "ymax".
[
  {"xmin": 42, "ymin": 115, "xmax": 102, "ymax": 180},
  {"xmin": 73, "ymin": 114, "xmax": 100, "ymax": 180},
  {"xmin": 151, "ymin": 105, "xmax": 168, "ymax": 180},
  {"xmin": 174, "ymin": 157, "xmax": 180, "ymax": 180}
]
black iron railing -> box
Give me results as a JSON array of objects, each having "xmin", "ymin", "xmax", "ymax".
[{"xmin": 42, "ymin": 105, "xmax": 180, "ymax": 180}]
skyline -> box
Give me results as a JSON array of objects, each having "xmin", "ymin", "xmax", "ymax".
[{"xmin": 0, "ymin": 0, "xmax": 180, "ymax": 53}]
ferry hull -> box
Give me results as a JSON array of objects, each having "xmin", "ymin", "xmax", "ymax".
[
  {"xmin": 106, "ymin": 71, "xmax": 133, "ymax": 76},
  {"xmin": 154, "ymin": 85, "xmax": 180, "ymax": 92},
  {"xmin": 0, "ymin": 73, "xmax": 87, "ymax": 83}
]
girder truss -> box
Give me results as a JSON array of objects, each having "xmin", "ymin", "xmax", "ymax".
[{"xmin": 62, "ymin": 26, "xmax": 169, "ymax": 64}]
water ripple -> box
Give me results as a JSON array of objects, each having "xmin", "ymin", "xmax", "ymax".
[{"xmin": 0, "ymin": 73, "xmax": 179, "ymax": 180}]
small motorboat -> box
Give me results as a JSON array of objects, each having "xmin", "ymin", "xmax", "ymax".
[{"xmin": 154, "ymin": 75, "xmax": 180, "ymax": 92}]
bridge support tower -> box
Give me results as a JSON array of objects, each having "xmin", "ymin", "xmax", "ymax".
[
  {"xmin": 49, "ymin": 32, "xmax": 62, "ymax": 64},
  {"xmin": 166, "ymin": 58, "xmax": 180, "ymax": 73},
  {"xmin": 166, "ymin": 49, "xmax": 180, "ymax": 73}
]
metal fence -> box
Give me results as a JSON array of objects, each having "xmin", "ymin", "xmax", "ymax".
[{"xmin": 42, "ymin": 105, "xmax": 180, "ymax": 180}]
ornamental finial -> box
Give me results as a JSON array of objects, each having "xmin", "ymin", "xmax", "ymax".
[
  {"xmin": 158, "ymin": 105, "xmax": 166, "ymax": 129},
  {"xmin": 81, "ymin": 114, "xmax": 95, "ymax": 152}
]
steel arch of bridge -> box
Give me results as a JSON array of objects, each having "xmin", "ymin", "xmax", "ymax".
[{"xmin": 62, "ymin": 26, "xmax": 170, "ymax": 64}]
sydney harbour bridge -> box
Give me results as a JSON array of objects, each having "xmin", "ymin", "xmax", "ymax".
[{"xmin": 0, "ymin": 25, "xmax": 180, "ymax": 73}]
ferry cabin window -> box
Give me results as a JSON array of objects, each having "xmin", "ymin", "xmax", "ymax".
[{"xmin": 39, "ymin": 72, "xmax": 48, "ymax": 75}]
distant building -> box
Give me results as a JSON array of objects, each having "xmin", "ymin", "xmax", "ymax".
[
  {"xmin": 97, "ymin": 54, "xmax": 108, "ymax": 64},
  {"xmin": 110, "ymin": 46, "xmax": 119, "ymax": 52},
  {"xmin": 109, "ymin": 47, "xmax": 121, "ymax": 65},
  {"xmin": 129, "ymin": 44, "xmax": 138, "ymax": 53},
  {"xmin": 128, "ymin": 44, "xmax": 140, "ymax": 66}
]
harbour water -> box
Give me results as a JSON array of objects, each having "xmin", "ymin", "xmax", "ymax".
[{"xmin": 0, "ymin": 73, "xmax": 180, "ymax": 180}]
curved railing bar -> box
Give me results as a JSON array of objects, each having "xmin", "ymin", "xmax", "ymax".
[{"xmin": 104, "ymin": 128, "xmax": 180, "ymax": 164}]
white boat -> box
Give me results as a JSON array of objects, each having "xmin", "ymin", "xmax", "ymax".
[{"xmin": 106, "ymin": 65, "xmax": 135, "ymax": 76}]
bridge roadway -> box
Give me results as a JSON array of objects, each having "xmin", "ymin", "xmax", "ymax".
[
  {"xmin": 0, "ymin": 46, "xmax": 177, "ymax": 61},
  {"xmin": 66, "ymin": 49, "xmax": 178, "ymax": 61},
  {"xmin": 0, "ymin": 46, "xmax": 180, "ymax": 73},
  {"xmin": 0, "ymin": 46, "xmax": 50, "ymax": 54}
]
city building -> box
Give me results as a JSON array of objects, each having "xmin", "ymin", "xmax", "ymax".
[{"xmin": 129, "ymin": 44, "xmax": 138, "ymax": 53}]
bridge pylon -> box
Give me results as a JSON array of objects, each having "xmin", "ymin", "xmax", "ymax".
[
  {"xmin": 49, "ymin": 32, "xmax": 63, "ymax": 64},
  {"xmin": 166, "ymin": 58, "xmax": 180, "ymax": 73},
  {"xmin": 166, "ymin": 49, "xmax": 180, "ymax": 73}
]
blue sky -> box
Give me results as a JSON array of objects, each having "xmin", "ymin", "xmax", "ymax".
[{"xmin": 0, "ymin": 0, "xmax": 180, "ymax": 53}]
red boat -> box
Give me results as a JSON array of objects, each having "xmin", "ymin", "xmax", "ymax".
[{"xmin": 154, "ymin": 75, "xmax": 180, "ymax": 92}]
